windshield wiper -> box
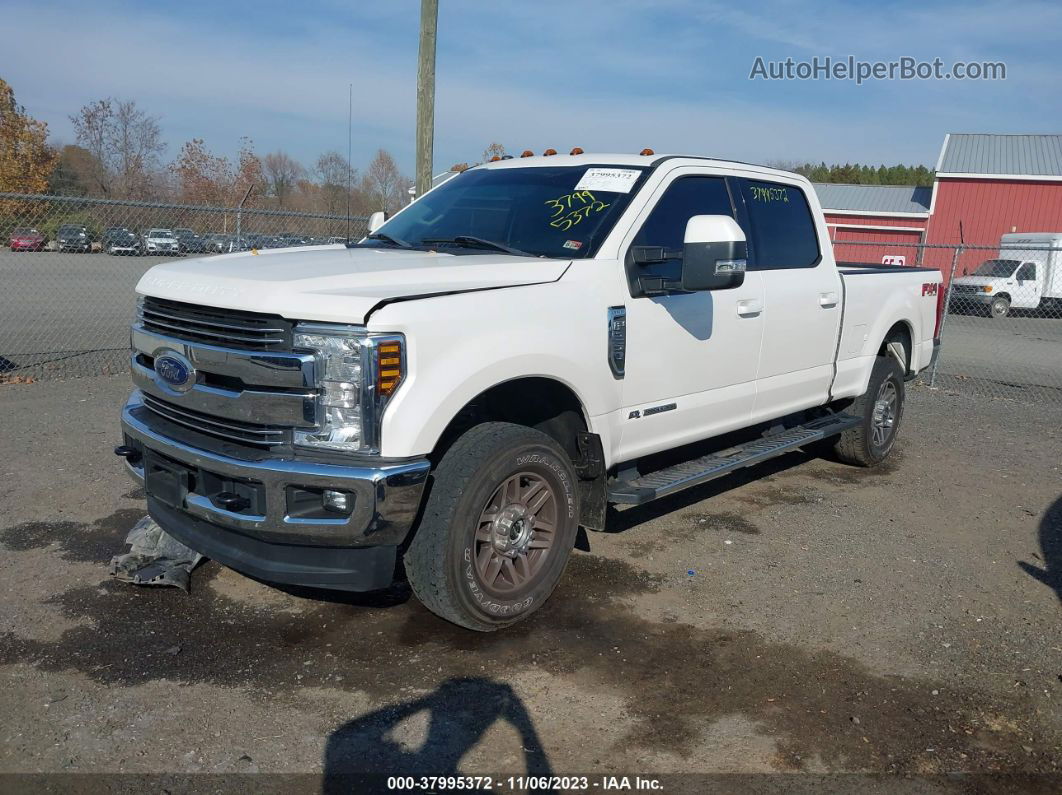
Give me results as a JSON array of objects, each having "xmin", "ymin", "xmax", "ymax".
[
  {"xmin": 421, "ymin": 236, "xmax": 534, "ymax": 257},
  {"xmin": 362, "ymin": 232, "xmax": 413, "ymax": 249}
]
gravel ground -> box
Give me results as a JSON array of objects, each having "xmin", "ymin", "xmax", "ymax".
[{"xmin": 0, "ymin": 375, "xmax": 1060, "ymax": 790}]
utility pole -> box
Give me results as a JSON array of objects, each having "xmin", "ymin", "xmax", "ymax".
[{"xmin": 415, "ymin": 0, "xmax": 438, "ymax": 199}]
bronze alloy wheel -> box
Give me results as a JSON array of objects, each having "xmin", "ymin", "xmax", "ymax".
[
  {"xmin": 404, "ymin": 422, "xmax": 579, "ymax": 630},
  {"xmin": 473, "ymin": 471, "xmax": 557, "ymax": 597}
]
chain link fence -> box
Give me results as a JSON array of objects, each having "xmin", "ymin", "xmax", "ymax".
[
  {"xmin": 2, "ymin": 194, "xmax": 1059, "ymax": 406},
  {"xmin": 834, "ymin": 238, "xmax": 1062, "ymax": 405},
  {"xmin": 0, "ymin": 193, "xmax": 368, "ymax": 380}
]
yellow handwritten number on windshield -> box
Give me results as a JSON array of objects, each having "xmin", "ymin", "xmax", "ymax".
[{"xmin": 545, "ymin": 191, "xmax": 610, "ymax": 230}]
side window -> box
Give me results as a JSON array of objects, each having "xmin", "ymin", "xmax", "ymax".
[
  {"xmin": 740, "ymin": 179, "xmax": 820, "ymax": 270},
  {"xmin": 1017, "ymin": 262, "xmax": 1036, "ymax": 280},
  {"xmin": 629, "ymin": 176, "xmax": 734, "ymax": 284}
]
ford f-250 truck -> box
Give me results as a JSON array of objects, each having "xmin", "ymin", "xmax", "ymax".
[{"xmin": 116, "ymin": 152, "xmax": 944, "ymax": 631}]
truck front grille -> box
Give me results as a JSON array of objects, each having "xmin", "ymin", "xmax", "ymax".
[
  {"xmin": 140, "ymin": 297, "xmax": 292, "ymax": 350},
  {"xmin": 141, "ymin": 392, "xmax": 289, "ymax": 448}
]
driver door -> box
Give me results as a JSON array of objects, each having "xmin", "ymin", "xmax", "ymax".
[{"xmin": 616, "ymin": 171, "xmax": 765, "ymax": 463}]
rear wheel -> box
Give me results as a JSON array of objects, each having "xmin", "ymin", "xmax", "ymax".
[
  {"xmin": 832, "ymin": 356, "xmax": 905, "ymax": 467},
  {"xmin": 404, "ymin": 422, "xmax": 579, "ymax": 631},
  {"xmin": 989, "ymin": 296, "xmax": 1010, "ymax": 318}
]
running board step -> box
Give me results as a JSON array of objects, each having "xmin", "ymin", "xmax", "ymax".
[{"xmin": 607, "ymin": 413, "xmax": 860, "ymax": 505}]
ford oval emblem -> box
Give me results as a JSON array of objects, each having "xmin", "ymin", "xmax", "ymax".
[{"xmin": 154, "ymin": 351, "xmax": 195, "ymax": 393}]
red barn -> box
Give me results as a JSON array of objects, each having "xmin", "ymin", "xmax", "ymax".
[
  {"xmin": 815, "ymin": 134, "xmax": 1062, "ymax": 282},
  {"xmin": 924, "ymin": 133, "xmax": 1062, "ymax": 278},
  {"xmin": 816, "ymin": 184, "xmax": 931, "ymax": 266}
]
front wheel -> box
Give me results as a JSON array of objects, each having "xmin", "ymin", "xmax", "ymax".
[
  {"xmin": 989, "ymin": 296, "xmax": 1010, "ymax": 318},
  {"xmin": 832, "ymin": 355, "xmax": 905, "ymax": 467},
  {"xmin": 404, "ymin": 422, "xmax": 579, "ymax": 631}
]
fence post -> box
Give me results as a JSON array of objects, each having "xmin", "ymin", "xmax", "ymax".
[
  {"xmin": 929, "ymin": 245, "xmax": 963, "ymax": 388},
  {"xmin": 235, "ymin": 185, "xmax": 253, "ymax": 251}
]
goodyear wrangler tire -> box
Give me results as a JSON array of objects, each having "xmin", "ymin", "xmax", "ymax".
[
  {"xmin": 832, "ymin": 355, "xmax": 905, "ymax": 467},
  {"xmin": 404, "ymin": 422, "xmax": 579, "ymax": 631}
]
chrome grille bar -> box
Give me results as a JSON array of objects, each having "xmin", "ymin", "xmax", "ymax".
[
  {"xmin": 140, "ymin": 297, "xmax": 291, "ymax": 350},
  {"xmin": 142, "ymin": 393, "xmax": 286, "ymax": 447}
]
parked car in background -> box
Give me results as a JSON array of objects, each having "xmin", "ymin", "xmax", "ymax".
[
  {"xmin": 9, "ymin": 227, "xmax": 46, "ymax": 251},
  {"xmin": 174, "ymin": 228, "xmax": 208, "ymax": 254},
  {"xmin": 142, "ymin": 228, "xmax": 181, "ymax": 256},
  {"xmin": 950, "ymin": 232, "xmax": 1062, "ymax": 318},
  {"xmin": 239, "ymin": 234, "xmax": 269, "ymax": 250},
  {"xmin": 277, "ymin": 234, "xmax": 310, "ymax": 247},
  {"xmin": 102, "ymin": 227, "xmax": 142, "ymax": 256},
  {"xmin": 56, "ymin": 224, "xmax": 93, "ymax": 253},
  {"xmin": 202, "ymin": 234, "xmax": 234, "ymax": 254}
]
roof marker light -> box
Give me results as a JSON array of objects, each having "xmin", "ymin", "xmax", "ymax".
[
  {"xmin": 570, "ymin": 147, "xmax": 584, "ymax": 155},
  {"xmin": 521, "ymin": 150, "xmax": 534, "ymax": 158},
  {"xmin": 543, "ymin": 148, "xmax": 557, "ymax": 156},
  {"xmin": 640, "ymin": 148, "xmax": 655, "ymax": 156},
  {"xmin": 489, "ymin": 155, "xmax": 502, "ymax": 161}
]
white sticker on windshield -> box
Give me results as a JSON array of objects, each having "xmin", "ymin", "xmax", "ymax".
[{"xmin": 573, "ymin": 168, "xmax": 641, "ymax": 194}]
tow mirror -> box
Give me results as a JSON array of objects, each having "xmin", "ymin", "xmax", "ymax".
[
  {"xmin": 367, "ymin": 211, "xmax": 387, "ymax": 234},
  {"xmin": 681, "ymin": 215, "xmax": 747, "ymax": 291}
]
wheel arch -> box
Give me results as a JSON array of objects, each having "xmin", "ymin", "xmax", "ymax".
[
  {"xmin": 877, "ymin": 319, "xmax": 914, "ymax": 374},
  {"xmin": 428, "ymin": 375, "xmax": 592, "ymax": 464}
]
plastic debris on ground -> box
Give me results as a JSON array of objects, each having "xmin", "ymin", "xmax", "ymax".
[{"xmin": 110, "ymin": 515, "xmax": 204, "ymax": 591}]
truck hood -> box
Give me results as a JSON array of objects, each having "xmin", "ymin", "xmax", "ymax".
[
  {"xmin": 136, "ymin": 244, "xmax": 571, "ymax": 324},
  {"xmin": 952, "ymin": 276, "xmax": 1005, "ymax": 288}
]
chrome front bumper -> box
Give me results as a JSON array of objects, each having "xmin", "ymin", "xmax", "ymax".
[{"xmin": 120, "ymin": 390, "xmax": 430, "ymax": 549}]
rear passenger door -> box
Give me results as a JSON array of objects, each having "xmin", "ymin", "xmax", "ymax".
[{"xmin": 735, "ymin": 178, "xmax": 842, "ymax": 421}]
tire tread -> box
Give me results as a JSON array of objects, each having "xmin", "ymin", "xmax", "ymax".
[{"xmin": 404, "ymin": 421, "xmax": 568, "ymax": 631}]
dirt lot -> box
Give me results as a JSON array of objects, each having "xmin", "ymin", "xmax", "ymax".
[{"xmin": 0, "ymin": 375, "xmax": 1059, "ymax": 790}]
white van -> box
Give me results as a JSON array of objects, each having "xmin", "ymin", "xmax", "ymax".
[{"xmin": 951, "ymin": 232, "xmax": 1062, "ymax": 318}]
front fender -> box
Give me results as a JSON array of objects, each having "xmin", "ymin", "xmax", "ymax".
[{"xmin": 369, "ymin": 281, "xmax": 621, "ymax": 459}]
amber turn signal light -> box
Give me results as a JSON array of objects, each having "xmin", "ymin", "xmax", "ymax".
[{"xmin": 376, "ymin": 341, "xmax": 403, "ymax": 397}]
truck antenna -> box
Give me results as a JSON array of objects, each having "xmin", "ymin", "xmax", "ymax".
[{"xmin": 346, "ymin": 82, "xmax": 353, "ymax": 244}]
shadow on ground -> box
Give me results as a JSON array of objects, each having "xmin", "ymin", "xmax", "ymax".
[
  {"xmin": 323, "ymin": 677, "xmax": 551, "ymax": 792},
  {"xmin": 1019, "ymin": 495, "xmax": 1062, "ymax": 605}
]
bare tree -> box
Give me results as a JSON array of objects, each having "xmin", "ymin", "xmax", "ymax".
[
  {"xmin": 111, "ymin": 100, "xmax": 165, "ymax": 197},
  {"xmin": 482, "ymin": 142, "xmax": 507, "ymax": 162},
  {"xmin": 360, "ymin": 149, "xmax": 409, "ymax": 212},
  {"xmin": 262, "ymin": 151, "xmax": 304, "ymax": 208},
  {"xmin": 171, "ymin": 138, "xmax": 233, "ymax": 206},
  {"xmin": 69, "ymin": 98, "xmax": 165, "ymax": 198},
  {"xmin": 68, "ymin": 99, "xmax": 111, "ymax": 194},
  {"xmin": 233, "ymin": 137, "xmax": 264, "ymax": 203},
  {"xmin": 315, "ymin": 150, "xmax": 354, "ymax": 215}
]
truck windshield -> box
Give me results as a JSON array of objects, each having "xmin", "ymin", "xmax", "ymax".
[
  {"xmin": 973, "ymin": 259, "xmax": 1019, "ymax": 277},
  {"xmin": 365, "ymin": 165, "xmax": 647, "ymax": 259}
]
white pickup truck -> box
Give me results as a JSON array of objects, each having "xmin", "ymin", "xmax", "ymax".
[{"xmin": 116, "ymin": 152, "xmax": 943, "ymax": 630}]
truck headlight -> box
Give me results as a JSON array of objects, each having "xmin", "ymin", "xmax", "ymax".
[{"xmin": 293, "ymin": 324, "xmax": 404, "ymax": 454}]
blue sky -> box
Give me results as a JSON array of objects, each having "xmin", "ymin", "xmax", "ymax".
[{"xmin": 5, "ymin": 0, "xmax": 1060, "ymax": 175}]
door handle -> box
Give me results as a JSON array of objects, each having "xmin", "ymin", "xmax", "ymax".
[
  {"xmin": 819, "ymin": 291, "xmax": 839, "ymax": 308},
  {"xmin": 736, "ymin": 298, "xmax": 763, "ymax": 317}
]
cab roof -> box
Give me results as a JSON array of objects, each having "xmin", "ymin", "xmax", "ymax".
[{"xmin": 474, "ymin": 152, "xmax": 806, "ymax": 182}]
